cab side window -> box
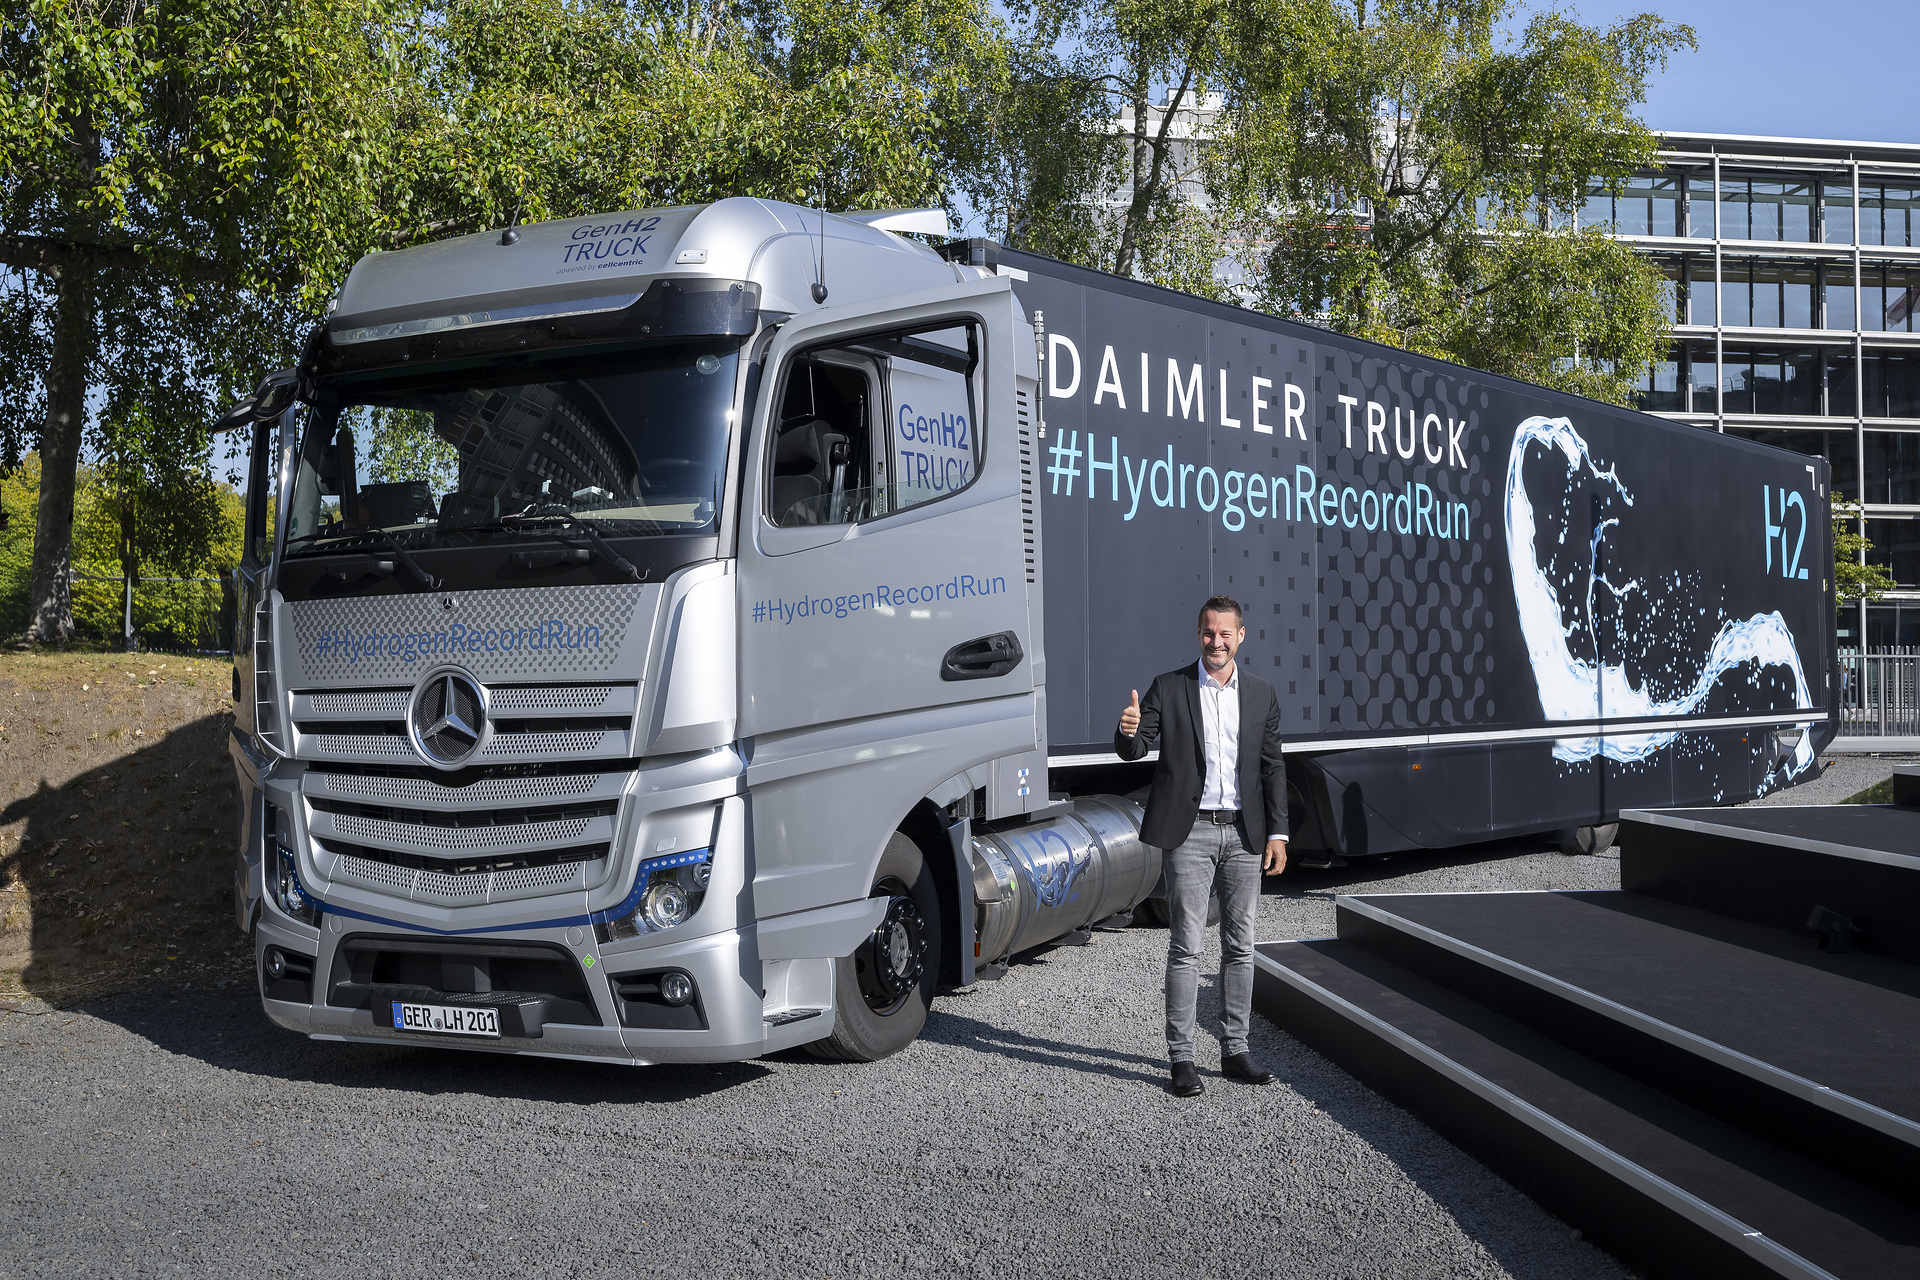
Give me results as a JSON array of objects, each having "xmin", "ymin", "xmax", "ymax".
[
  {"xmin": 769, "ymin": 357, "xmax": 877, "ymax": 527},
  {"xmin": 881, "ymin": 324, "xmax": 979, "ymax": 514},
  {"xmin": 767, "ymin": 320, "xmax": 981, "ymax": 528}
]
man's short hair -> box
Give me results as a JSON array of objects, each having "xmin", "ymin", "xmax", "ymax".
[{"xmin": 1197, "ymin": 594, "xmax": 1244, "ymax": 627}]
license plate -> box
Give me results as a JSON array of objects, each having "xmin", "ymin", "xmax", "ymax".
[{"xmin": 393, "ymin": 1002, "xmax": 500, "ymax": 1038}]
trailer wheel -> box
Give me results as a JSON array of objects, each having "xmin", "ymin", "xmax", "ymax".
[
  {"xmin": 807, "ymin": 833, "xmax": 943, "ymax": 1062},
  {"xmin": 1557, "ymin": 823, "xmax": 1619, "ymax": 856},
  {"xmin": 1132, "ymin": 891, "xmax": 1219, "ymax": 929}
]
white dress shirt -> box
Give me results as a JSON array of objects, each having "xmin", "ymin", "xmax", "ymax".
[
  {"xmin": 1197, "ymin": 660, "xmax": 1242, "ymax": 811},
  {"xmin": 1196, "ymin": 660, "xmax": 1285, "ymax": 842}
]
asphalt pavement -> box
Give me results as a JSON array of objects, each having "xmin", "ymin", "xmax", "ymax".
[{"xmin": 0, "ymin": 839, "xmax": 1629, "ymax": 1280}]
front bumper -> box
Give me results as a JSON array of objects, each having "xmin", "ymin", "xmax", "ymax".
[
  {"xmin": 253, "ymin": 909, "xmax": 811, "ymax": 1064},
  {"xmin": 248, "ymin": 778, "xmax": 841, "ymax": 1064}
]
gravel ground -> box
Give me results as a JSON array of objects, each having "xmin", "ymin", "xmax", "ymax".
[
  {"xmin": 1742, "ymin": 751, "xmax": 1920, "ymax": 806},
  {"xmin": 0, "ymin": 839, "xmax": 1631, "ymax": 1280}
]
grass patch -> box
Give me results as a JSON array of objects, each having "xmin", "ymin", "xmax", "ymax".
[{"xmin": 1839, "ymin": 778, "xmax": 1896, "ymax": 805}]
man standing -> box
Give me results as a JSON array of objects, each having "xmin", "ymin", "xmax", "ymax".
[{"xmin": 1115, "ymin": 595, "xmax": 1287, "ymax": 1097}]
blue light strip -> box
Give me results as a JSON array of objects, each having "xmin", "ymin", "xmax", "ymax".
[{"xmin": 301, "ymin": 847, "xmax": 713, "ymax": 937}]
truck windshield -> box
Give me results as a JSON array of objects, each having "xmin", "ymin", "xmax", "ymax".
[{"xmin": 287, "ymin": 339, "xmax": 741, "ymax": 556}]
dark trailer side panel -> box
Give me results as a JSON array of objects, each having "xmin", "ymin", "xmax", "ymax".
[{"xmin": 977, "ymin": 245, "xmax": 1834, "ymax": 855}]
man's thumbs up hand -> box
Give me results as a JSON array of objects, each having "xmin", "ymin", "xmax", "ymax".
[{"xmin": 1119, "ymin": 689, "xmax": 1142, "ymax": 736}]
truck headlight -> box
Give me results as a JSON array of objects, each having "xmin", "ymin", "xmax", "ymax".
[
  {"xmin": 267, "ymin": 805, "xmax": 319, "ymax": 927},
  {"xmin": 597, "ymin": 849, "xmax": 712, "ymax": 943},
  {"xmin": 642, "ymin": 880, "xmax": 689, "ymax": 931}
]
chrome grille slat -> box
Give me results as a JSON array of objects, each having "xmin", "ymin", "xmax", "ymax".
[
  {"xmin": 489, "ymin": 685, "xmax": 635, "ymax": 713},
  {"xmin": 333, "ymin": 852, "xmax": 596, "ymax": 905},
  {"xmin": 310, "ymin": 810, "xmax": 610, "ymax": 856},
  {"xmin": 306, "ymin": 733, "xmax": 412, "ymax": 759},
  {"xmin": 483, "ymin": 730, "xmax": 609, "ymax": 756},
  {"xmin": 298, "ymin": 689, "xmax": 410, "ymax": 718},
  {"xmin": 308, "ymin": 771, "xmax": 617, "ymax": 805}
]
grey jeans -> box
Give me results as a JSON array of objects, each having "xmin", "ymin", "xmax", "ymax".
[{"xmin": 1163, "ymin": 821, "xmax": 1261, "ymax": 1062}]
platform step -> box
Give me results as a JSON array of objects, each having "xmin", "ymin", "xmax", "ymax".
[
  {"xmin": 1256, "ymin": 938, "xmax": 1920, "ymax": 1280},
  {"xmin": 1619, "ymin": 808, "xmax": 1920, "ymax": 965},
  {"xmin": 1334, "ymin": 890, "xmax": 1920, "ymax": 1206}
]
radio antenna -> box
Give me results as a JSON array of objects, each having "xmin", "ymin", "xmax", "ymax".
[{"xmin": 811, "ymin": 183, "xmax": 829, "ymax": 304}]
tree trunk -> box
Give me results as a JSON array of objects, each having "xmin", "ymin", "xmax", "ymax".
[
  {"xmin": 23, "ymin": 262, "xmax": 94, "ymax": 645},
  {"xmin": 1113, "ymin": 56, "xmax": 1153, "ymax": 278},
  {"xmin": 118, "ymin": 467, "xmax": 138, "ymax": 652}
]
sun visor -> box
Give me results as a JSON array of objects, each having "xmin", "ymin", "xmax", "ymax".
[{"xmin": 315, "ymin": 275, "xmax": 761, "ymax": 375}]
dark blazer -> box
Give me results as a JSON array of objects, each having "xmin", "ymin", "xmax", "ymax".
[{"xmin": 1114, "ymin": 663, "xmax": 1287, "ymax": 851}]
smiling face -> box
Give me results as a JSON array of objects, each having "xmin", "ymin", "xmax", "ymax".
[{"xmin": 1198, "ymin": 608, "xmax": 1245, "ymax": 676}]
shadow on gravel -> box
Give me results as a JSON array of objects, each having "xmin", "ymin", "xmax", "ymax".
[
  {"xmin": 920, "ymin": 1010, "xmax": 1171, "ymax": 1086},
  {"xmin": 76, "ymin": 985, "xmax": 776, "ymax": 1104}
]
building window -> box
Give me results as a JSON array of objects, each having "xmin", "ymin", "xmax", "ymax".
[
  {"xmin": 1866, "ymin": 432, "xmax": 1920, "ymax": 504},
  {"xmin": 1864, "ymin": 518, "xmax": 1920, "ymax": 587},
  {"xmin": 1722, "ymin": 347, "xmax": 1818, "ymax": 415},
  {"xmin": 1684, "ymin": 173, "xmax": 1713, "ymax": 239},
  {"xmin": 1720, "ymin": 175, "xmax": 1818, "ymax": 242},
  {"xmin": 1689, "ymin": 345, "xmax": 1720, "ymax": 410},
  {"xmin": 1860, "ymin": 187, "xmax": 1919, "ymax": 248},
  {"xmin": 1824, "ymin": 184, "xmax": 1855, "ymax": 245},
  {"xmin": 1824, "ymin": 267, "xmax": 1856, "ymax": 330},
  {"xmin": 1857, "ymin": 266, "xmax": 1920, "ymax": 333},
  {"xmin": 1828, "ymin": 351, "xmax": 1920, "ymax": 418},
  {"xmin": 1603, "ymin": 174, "xmax": 1682, "ymax": 236},
  {"xmin": 1720, "ymin": 259, "xmax": 1816, "ymax": 328},
  {"xmin": 1689, "ymin": 344, "xmax": 1718, "ymax": 411},
  {"xmin": 1688, "ymin": 260, "xmax": 1715, "ymax": 323},
  {"xmin": 1631, "ymin": 348, "xmax": 1684, "ymax": 412}
]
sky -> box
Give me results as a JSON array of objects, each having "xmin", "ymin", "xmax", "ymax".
[{"xmin": 1533, "ymin": 0, "xmax": 1920, "ymax": 145}]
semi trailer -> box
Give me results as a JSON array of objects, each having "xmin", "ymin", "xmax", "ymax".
[{"xmin": 222, "ymin": 197, "xmax": 1833, "ymax": 1065}]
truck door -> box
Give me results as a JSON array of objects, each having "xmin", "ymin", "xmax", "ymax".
[{"xmin": 737, "ymin": 277, "xmax": 1037, "ymax": 918}]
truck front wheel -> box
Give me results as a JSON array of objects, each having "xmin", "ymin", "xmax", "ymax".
[{"xmin": 806, "ymin": 833, "xmax": 943, "ymax": 1062}]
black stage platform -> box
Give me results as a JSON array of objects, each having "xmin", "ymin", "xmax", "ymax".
[{"xmin": 1254, "ymin": 793, "xmax": 1920, "ymax": 1280}]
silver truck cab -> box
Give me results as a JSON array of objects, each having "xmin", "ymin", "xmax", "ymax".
[{"xmin": 228, "ymin": 198, "xmax": 1156, "ymax": 1065}]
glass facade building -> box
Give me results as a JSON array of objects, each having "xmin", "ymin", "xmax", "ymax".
[{"xmin": 1600, "ymin": 133, "xmax": 1920, "ymax": 647}]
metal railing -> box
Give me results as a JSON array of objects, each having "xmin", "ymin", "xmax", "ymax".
[{"xmin": 1838, "ymin": 648, "xmax": 1920, "ymax": 737}]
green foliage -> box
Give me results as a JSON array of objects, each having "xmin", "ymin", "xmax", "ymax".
[
  {"xmin": 971, "ymin": 1, "xmax": 1695, "ymax": 404},
  {"xmin": 1228, "ymin": 2, "xmax": 1695, "ymax": 405},
  {"xmin": 284, "ymin": 0, "xmax": 1011, "ymax": 306},
  {"xmin": 1832, "ymin": 491, "xmax": 1897, "ymax": 608},
  {"xmin": 0, "ymin": 453, "xmax": 242, "ymax": 647}
]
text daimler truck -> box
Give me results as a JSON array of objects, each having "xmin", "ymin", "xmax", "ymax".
[{"xmin": 220, "ymin": 197, "xmax": 1835, "ymax": 1064}]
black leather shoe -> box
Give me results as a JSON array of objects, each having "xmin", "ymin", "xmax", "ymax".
[
  {"xmin": 1169, "ymin": 1060, "xmax": 1205, "ymax": 1097},
  {"xmin": 1222, "ymin": 1053, "xmax": 1277, "ymax": 1085}
]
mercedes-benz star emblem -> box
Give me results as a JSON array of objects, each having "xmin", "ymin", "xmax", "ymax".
[{"xmin": 407, "ymin": 668, "xmax": 488, "ymax": 768}]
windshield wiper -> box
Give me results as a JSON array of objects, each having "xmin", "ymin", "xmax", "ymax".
[
  {"xmin": 283, "ymin": 525, "xmax": 436, "ymax": 587},
  {"xmin": 364, "ymin": 524, "xmax": 438, "ymax": 587},
  {"xmin": 499, "ymin": 512, "xmax": 646, "ymax": 582}
]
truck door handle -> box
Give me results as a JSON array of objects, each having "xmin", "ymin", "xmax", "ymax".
[{"xmin": 941, "ymin": 631, "xmax": 1024, "ymax": 681}]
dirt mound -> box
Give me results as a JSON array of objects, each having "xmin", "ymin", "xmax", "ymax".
[{"xmin": 0, "ymin": 650, "xmax": 249, "ymax": 1003}]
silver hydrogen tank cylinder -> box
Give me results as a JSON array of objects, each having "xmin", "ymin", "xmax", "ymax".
[{"xmin": 969, "ymin": 795, "xmax": 1159, "ymax": 965}]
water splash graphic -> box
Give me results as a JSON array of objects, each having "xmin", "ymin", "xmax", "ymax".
[{"xmin": 1505, "ymin": 416, "xmax": 1814, "ymax": 782}]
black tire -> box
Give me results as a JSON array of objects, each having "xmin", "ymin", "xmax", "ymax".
[
  {"xmin": 806, "ymin": 833, "xmax": 942, "ymax": 1062},
  {"xmin": 1132, "ymin": 891, "xmax": 1219, "ymax": 928},
  {"xmin": 1557, "ymin": 823, "xmax": 1619, "ymax": 857}
]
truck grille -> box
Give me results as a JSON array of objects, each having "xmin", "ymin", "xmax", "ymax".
[
  {"xmin": 301, "ymin": 758, "xmax": 633, "ymax": 907},
  {"xmin": 289, "ymin": 682, "xmax": 640, "ymax": 765}
]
